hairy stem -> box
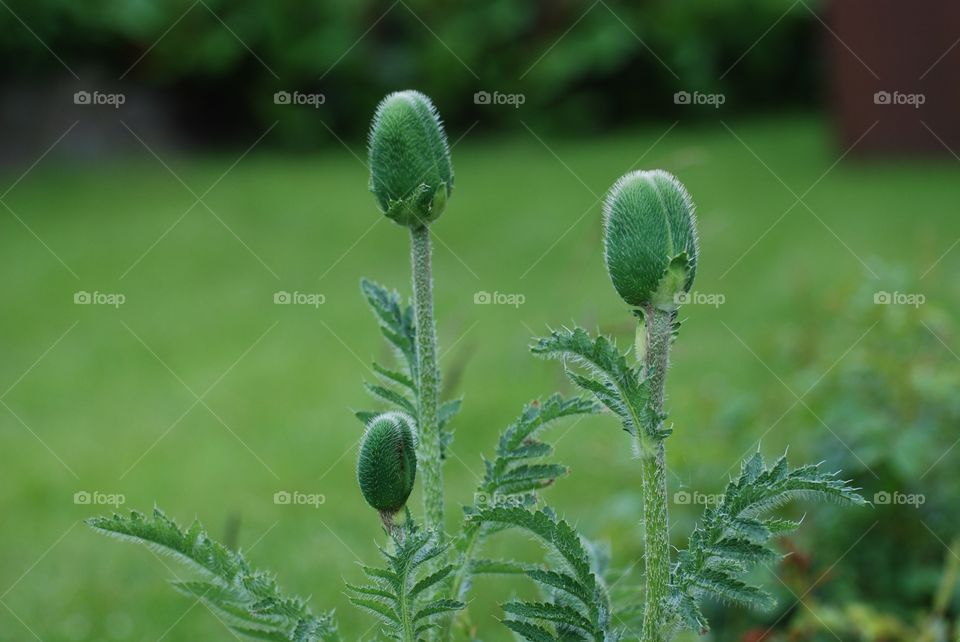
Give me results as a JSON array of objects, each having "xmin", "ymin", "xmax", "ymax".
[
  {"xmin": 398, "ymin": 569, "xmax": 416, "ymax": 642},
  {"xmin": 441, "ymin": 525, "xmax": 481, "ymax": 639},
  {"xmin": 410, "ymin": 224, "xmax": 445, "ymax": 534},
  {"xmin": 640, "ymin": 306, "xmax": 673, "ymax": 642}
]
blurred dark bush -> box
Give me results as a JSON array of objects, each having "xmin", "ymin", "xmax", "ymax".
[
  {"xmin": 0, "ymin": 0, "xmax": 822, "ymax": 147},
  {"xmin": 794, "ymin": 267, "xmax": 959, "ymax": 616}
]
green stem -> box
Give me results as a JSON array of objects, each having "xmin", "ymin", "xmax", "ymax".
[
  {"xmin": 441, "ymin": 525, "xmax": 481, "ymax": 640},
  {"xmin": 410, "ymin": 224, "xmax": 444, "ymax": 534},
  {"xmin": 398, "ymin": 571, "xmax": 416, "ymax": 642},
  {"xmin": 639, "ymin": 306, "xmax": 673, "ymax": 642}
]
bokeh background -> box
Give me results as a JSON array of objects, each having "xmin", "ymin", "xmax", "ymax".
[{"xmin": 1, "ymin": 1, "xmax": 959, "ymax": 640}]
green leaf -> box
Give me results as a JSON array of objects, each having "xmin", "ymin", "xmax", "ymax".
[
  {"xmin": 502, "ymin": 601, "xmax": 594, "ymax": 635},
  {"xmin": 438, "ymin": 398, "xmax": 463, "ymax": 431},
  {"xmin": 670, "ymin": 451, "xmax": 865, "ymax": 633},
  {"xmin": 450, "ymin": 394, "xmax": 599, "ymax": 625},
  {"xmin": 372, "ymin": 361, "xmax": 415, "ymax": 391},
  {"xmin": 360, "ymin": 278, "xmax": 462, "ymax": 457},
  {"xmin": 531, "ymin": 327, "xmax": 665, "ymax": 441},
  {"xmin": 360, "ymin": 278, "xmax": 417, "ymax": 373},
  {"xmin": 364, "ymin": 383, "xmax": 417, "ymax": 417},
  {"xmin": 470, "ymin": 559, "xmax": 528, "ymax": 575},
  {"xmin": 484, "ymin": 395, "xmax": 598, "ymax": 497},
  {"xmin": 348, "ymin": 597, "xmax": 400, "ymax": 625},
  {"xmin": 410, "ymin": 565, "xmax": 454, "ymax": 598},
  {"xmin": 470, "ymin": 507, "xmax": 611, "ymax": 641},
  {"xmin": 502, "ymin": 619, "xmax": 560, "ymax": 642},
  {"xmin": 87, "ymin": 509, "xmax": 339, "ymax": 642},
  {"xmin": 414, "ymin": 598, "xmax": 463, "ymax": 622},
  {"xmin": 346, "ymin": 520, "xmax": 463, "ymax": 640}
]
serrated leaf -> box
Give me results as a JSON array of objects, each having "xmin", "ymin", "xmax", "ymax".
[
  {"xmin": 372, "ymin": 361, "xmax": 415, "ymax": 391},
  {"xmin": 471, "ymin": 507, "xmax": 612, "ymax": 640},
  {"xmin": 438, "ymin": 398, "xmax": 462, "ymax": 430},
  {"xmin": 502, "ymin": 619, "xmax": 560, "ymax": 642},
  {"xmin": 414, "ymin": 598, "xmax": 464, "ymax": 622},
  {"xmin": 364, "ymin": 383, "xmax": 417, "ymax": 417},
  {"xmin": 347, "ymin": 520, "xmax": 462, "ymax": 640},
  {"xmin": 502, "ymin": 601, "xmax": 594, "ymax": 635},
  {"xmin": 531, "ymin": 327, "xmax": 662, "ymax": 442},
  {"xmin": 87, "ymin": 509, "xmax": 339, "ymax": 641},
  {"xmin": 410, "ymin": 565, "xmax": 454, "ymax": 598},
  {"xmin": 452, "ymin": 395, "xmax": 600, "ymax": 623},
  {"xmin": 670, "ymin": 451, "xmax": 864, "ymax": 633}
]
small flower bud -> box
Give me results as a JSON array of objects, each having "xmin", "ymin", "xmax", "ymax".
[
  {"xmin": 368, "ymin": 90, "xmax": 454, "ymax": 228},
  {"xmin": 357, "ymin": 412, "xmax": 417, "ymax": 515},
  {"xmin": 602, "ymin": 170, "xmax": 699, "ymax": 309}
]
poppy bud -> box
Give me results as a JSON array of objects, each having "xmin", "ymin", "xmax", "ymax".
[
  {"xmin": 602, "ymin": 170, "xmax": 699, "ymax": 309},
  {"xmin": 357, "ymin": 412, "xmax": 417, "ymax": 515},
  {"xmin": 368, "ymin": 90, "xmax": 453, "ymax": 228}
]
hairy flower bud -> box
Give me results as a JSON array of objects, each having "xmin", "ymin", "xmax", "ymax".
[
  {"xmin": 602, "ymin": 170, "xmax": 699, "ymax": 309},
  {"xmin": 368, "ymin": 90, "xmax": 454, "ymax": 228},
  {"xmin": 357, "ymin": 412, "xmax": 417, "ymax": 515}
]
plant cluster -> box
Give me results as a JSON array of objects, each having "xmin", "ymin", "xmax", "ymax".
[
  {"xmin": 88, "ymin": 91, "xmax": 863, "ymax": 641},
  {"xmin": 777, "ymin": 267, "xmax": 960, "ymax": 618},
  {"xmin": 3, "ymin": 2, "xmax": 819, "ymax": 144}
]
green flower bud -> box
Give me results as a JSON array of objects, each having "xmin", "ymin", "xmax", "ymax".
[
  {"xmin": 357, "ymin": 412, "xmax": 417, "ymax": 515},
  {"xmin": 602, "ymin": 170, "xmax": 699, "ymax": 309},
  {"xmin": 368, "ymin": 90, "xmax": 454, "ymax": 228}
]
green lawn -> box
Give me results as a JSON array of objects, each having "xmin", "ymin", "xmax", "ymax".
[{"xmin": 1, "ymin": 115, "xmax": 957, "ymax": 641}]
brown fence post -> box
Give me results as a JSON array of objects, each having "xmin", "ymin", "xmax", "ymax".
[{"xmin": 827, "ymin": 0, "xmax": 960, "ymax": 156}]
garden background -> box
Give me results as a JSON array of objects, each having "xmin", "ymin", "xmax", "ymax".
[{"xmin": 1, "ymin": 1, "xmax": 959, "ymax": 640}]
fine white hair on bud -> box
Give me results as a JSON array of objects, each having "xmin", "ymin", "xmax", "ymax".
[
  {"xmin": 368, "ymin": 90, "xmax": 454, "ymax": 228},
  {"xmin": 357, "ymin": 411, "xmax": 418, "ymax": 515},
  {"xmin": 602, "ymin": 170, "xmax": 699, "ymax": 310}
]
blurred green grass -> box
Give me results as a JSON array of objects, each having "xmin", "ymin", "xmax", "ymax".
[{"xmin": 1, "ymin": 115, "xmax": 957, "ymax": 641}]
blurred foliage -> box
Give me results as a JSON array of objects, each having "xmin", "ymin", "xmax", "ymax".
[
  {"xmin": 762, "ymin": 532, "xmax": 960, "ymax": 641},
  {"xmin": 799, "ymin": 266, "xmax": 960, "ymax": 611},
  {"xmin": 1, "ymin": 0, "xmax": 822, "ymax": 145}
]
